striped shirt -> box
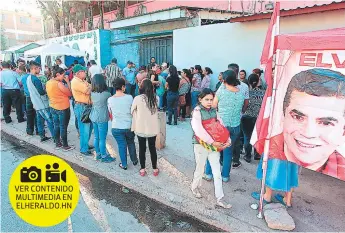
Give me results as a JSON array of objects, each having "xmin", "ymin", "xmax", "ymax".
[
  {"xmin": 104, "ymin": 64, "xmax": 122, "ymax": 87},
  {"xmin": 244, "ymin": 87, "xmax": 265, "ymax": 118}
]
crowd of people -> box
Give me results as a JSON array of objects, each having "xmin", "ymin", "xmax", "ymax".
[{"xmin": 3, "ymin": 56, "xmax": 294, "ymax": 209}]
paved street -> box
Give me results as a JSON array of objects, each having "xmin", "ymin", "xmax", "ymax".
[
  {"xmin": 1, "ymin": 138, "xmax": 217, "ymax": 232},
  {"xmin": 1, "ymin": 108, "xmax": 345, "ymax": 231}
]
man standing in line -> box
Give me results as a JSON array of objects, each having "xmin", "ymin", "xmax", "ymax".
[
  {"xmin": 122, "ymin": 61, "xmax": 137, "ymax": 98},
  {"xmin": 71, "ymin": 64, "xmax": 93, "ymax": 156},
  {"xmin": 0, "ymin": 61, "xmax": 25, "ymax": 124},
  {"xmin": 88, "ymin": 60, "xmax": 103, "ymax": 80},
  {"xmin": 26, "ymin": 61, "xmax": 54, "ymax": 142},
  {"xmin": 104, "ymin": 58, "xmax": 122, "ymax": 95},
  {"xmin": 55, "ymin": 58, "xmax": 67, "ymax": 70}
]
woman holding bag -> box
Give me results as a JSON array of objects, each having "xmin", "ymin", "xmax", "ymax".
[{"xmin": 191, "ymin": 88, "xmax": 231, "ymax": 208}]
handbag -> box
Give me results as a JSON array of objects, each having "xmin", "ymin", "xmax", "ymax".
[
  {"xmin": 81, "ymin": 98, "xmax": 92, "ymax": 123},
  {"xmin": 195, "ymin": 118, "xmax": 230, "ymax": 152}
]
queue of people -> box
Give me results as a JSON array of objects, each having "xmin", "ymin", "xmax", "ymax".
[{"xmin": 1, "ymin": 57, "xmax": 278, "ymax": 208}]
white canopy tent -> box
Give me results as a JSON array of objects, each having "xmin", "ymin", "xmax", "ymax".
[{"xmin": 24, "ymin": 43, "xmax": 86, "ymax": 69}]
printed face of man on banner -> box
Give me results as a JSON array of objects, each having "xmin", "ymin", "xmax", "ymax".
[{"xmin": 282, "ymin": 68, "xmax": 345, "ymax": 172}]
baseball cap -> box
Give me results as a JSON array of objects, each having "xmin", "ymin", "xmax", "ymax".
[
  {"xmin": 127, "ymin": 61, "xmax": 133, "ymax": 65},
  {"xmin": 72, "ymin": 64, "xmax": 87, "ymax": 73}
]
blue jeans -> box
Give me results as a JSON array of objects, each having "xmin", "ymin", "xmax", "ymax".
[
  {"xmin": 205, "ymin": 125, "xmax": 241, "ymax": 179},
  {"xmin": 111, "ymin": 128, "xmax": 138, "ymax": 167},
  {"xmin": 158, "ymin": 95, "xmax": 164, "ymax": 109},
  {"xmin": 74, "ymin": 103, "xmax": 93, "ymax": 153},
  {"xmin": 71, "ymin": 97, "xmax": 79, "ymax": 132},
  {"xmin": 125, "ymin": 83, "xmax": 136, "ymax": 98},
  {"xmin": 191, "ymin": 91, "xmax": 200, "ymax": 109},
  {"xmin": 51, "ymin": 108, "xmax": 70, "ymax": 147},
  {"xmin": 92, "ymin": 121, "xmax": 109, "ymax": 158},
  {"xmin": 167, "ymin": 91, "xmax": 179, "ymax": 123},
  {"xmin": 36, "ymin": 108, "xmax": 55, "ymax": 139}
]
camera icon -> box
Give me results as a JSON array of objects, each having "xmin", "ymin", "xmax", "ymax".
[
  {"xmin": 20, "ymin": 166, "xmax": 42, "ymax": 183},
  {"xmin": 46, "ymin": 163, "xmax": 67, "ymax": 183}
]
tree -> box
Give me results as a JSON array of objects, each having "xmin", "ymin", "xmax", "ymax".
[
  {"xmin": 0, "ymin": 24, "xmax": 8, "ymax": 51},
  {"xmin": 37, "ymin": 0, "xmax": 62, "ymax": 36}
]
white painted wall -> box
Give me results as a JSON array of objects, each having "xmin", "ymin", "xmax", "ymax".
[{"xmin": 173, "ymin": 9, "xmax": 345, "ymax": 90}]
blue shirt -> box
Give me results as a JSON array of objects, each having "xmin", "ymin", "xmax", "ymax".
[
  {"xmin": 22, "ymin": 74, "xmax": 45, "ymax": 97},
  {"xmin": 216, "ymin": 86, "xmax": 245, "ymax": 127},
  {"xmin": 0, "ymin": 69, "xmax": 21, "ymax": 90},
  {"xmin": 122, "ymin": 67, "xmax": 136, "ymax": 85}
]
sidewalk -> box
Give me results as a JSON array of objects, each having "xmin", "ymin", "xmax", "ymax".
[{"xmin": 1, "ymin": 109, "xmax": 345, "ymax": 231}]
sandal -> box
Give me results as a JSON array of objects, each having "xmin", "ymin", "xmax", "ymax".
[
  {"xmin": 119, "ymin": 163, "xmax": 127, "ymax": 170},
  {"xmin": 139, "ymin": 169, "xmax": 146, "ymax": 177},
  {"xmin": 275, "ymin": 194, "xmax": 292, "ymax": 208},
  {"xmin": 153, "ymin": 168, "xmax": 159, "ymax": 176},
  {"xmin": 251, "ymin": 192, "xmax": 272, "ymax": 204},
  {"xmin": 216, "ymin": 200, "xmax": 232, "ymax": 209},
  {"xmin": 191, "ymin": 188, "xmax": 202, "ymax": 198}
]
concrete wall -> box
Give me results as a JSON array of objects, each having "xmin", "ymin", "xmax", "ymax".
[
  {"xmin": 110, "ymin": 29, "xmax": 140, "ymax": 69},
  {"xmin": 111, "ymin": 41, "xmax": 140, "ymax": 69},
  {"xmin": 173, "ymin": 9, "xmax": 345, "ymax": 90}
]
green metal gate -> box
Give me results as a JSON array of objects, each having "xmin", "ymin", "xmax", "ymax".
[{"xmin": 140, "ymin": 37, "xmax": 173, "ymax": 67}]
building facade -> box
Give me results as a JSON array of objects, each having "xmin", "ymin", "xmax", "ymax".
[{"xmin": 0, "ymin": 9, "xmax": 43, "ymax": 48}]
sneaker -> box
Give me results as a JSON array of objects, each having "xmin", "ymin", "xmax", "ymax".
[
  {"xmin": 101, "ymin": 156, "xmax": 115, "ymax": 163},
  {"xmin": 203, "ymin": 174, "xmax": 213, "ymax": 181},
  {"xmin": 88, "ymin": 145, "xmax": 95, "ymax": 150},
  {"xmin": 191, "ymin": 188, "xmax": 202, "ymax": 198},
  {"xmin": 55, "ymin": 143, "xmax": 63, "ymax": 150},
  {"xmin": 232, "ymin": 162, "xmax": 242, "ymax": 169},
  {"xmin": 81, "ymin": 151, "xmax": 92, "ymax": 156},
  {"xmin": 62, "ymin": 146, "xmax": 74, "ymax": 152},
  {"xmin": 222, "ymin": 177, "xmax": 230, "ymax": 182},
  {"xmin": 244, "ymin": 157, "xmax": 251, "ymax": 163},
  {"xmin": 133, "ymin": 160, "xmax": 138, "ymax": 166},
  {"xmin": 41, "ymin": 136, "xmax": 52, "ymax": 142},
  {"xmin": 216, "ymin": 200, "xmax": 232, "ymax": 209},
  {"xmin": 18, "ymin": 119, "xmax": 26, "ymax": 123},
  {"xmin": 95, "ymin": 154, "xmax": 102, "ymax": 160}
]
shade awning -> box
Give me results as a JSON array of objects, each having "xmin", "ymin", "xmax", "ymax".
[
  {"xmin": 3, "ymin": 43, "xmax": 41, "ymax": 54},
  {"xmin": 276, "ymin": 27, "xmax": 345, "ymax": 51},
  {"xmin": 24, "ymin": 43, "xmax": 85, "ymax": 57}
]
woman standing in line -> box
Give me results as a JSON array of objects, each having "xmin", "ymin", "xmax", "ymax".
[
  {"xmin": 204, "ymin": 70, "xmax": 245, "ymax": 182},
  {"xmin": 201, "ymin": 67, "xmax": 212, "ymax": 90},
  {"xmin": 109, "ymin": 78, "xmax": 138, "ymax": 170},
  {"xmin": 131, "ymin": 79, "xmax": 159, "ymax": 176},
  {"xmin": 191, "ymin": 65, "xmax": 203, "ymax": 109},
  {"xmin": 46, "ymin": 67, "xmax": 74, "ymax": 151},
  {"xmin": 242, "ymin": 74, "xmax": 265, "ymax": 162},
  {"xmin": 191, "ymin": 88, "xmax": 231, "ymax": 208},
  {"xmin": 90, "ymin": 74, "xmax": 115, "ymax": 163},
  {"xmin": 178, "ymin": 69, "xmax": 191, "ymax": 121},
  {"xmin": 165, "ymin": 65, "xmax": 180, "ymax": 125}
]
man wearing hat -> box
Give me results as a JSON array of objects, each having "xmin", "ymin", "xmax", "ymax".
[
  {"xmin": 122, "ymin": 61, "xmax": 137, "ymax": 97},
  {"xmin": 71, "ymin": 64, "xmax": 93, "ymax": 156}
]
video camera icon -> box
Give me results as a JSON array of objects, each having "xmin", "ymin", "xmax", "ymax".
[{"xmin": 46, "ymin": 163, "xmax": 67, "ymax": 183}]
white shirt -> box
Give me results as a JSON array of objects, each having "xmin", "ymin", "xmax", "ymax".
[
  {"xmin": 59, "ymin": 64, "xmax": 67, "ymax": 70},
  {"xmin": 238, "ymin": 81, "xmax": 249, "ymax": 100},
  {"xmin": 88, "ymin": 65, "xmax": 103, "ymax": 79}
]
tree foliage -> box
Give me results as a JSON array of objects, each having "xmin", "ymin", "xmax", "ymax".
[{"xmin": 0, "ymin": 24, "xmax": 8, "ymax": 51}]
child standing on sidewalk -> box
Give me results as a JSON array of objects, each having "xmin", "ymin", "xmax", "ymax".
[{"xmin": 190, "ymin": 88, "xmax": 232, "ymax": 209}]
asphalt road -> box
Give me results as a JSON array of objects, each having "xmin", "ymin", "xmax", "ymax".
[{"xmin": 1, "ymin": 137, "xmax": 218, "ymax": 232}]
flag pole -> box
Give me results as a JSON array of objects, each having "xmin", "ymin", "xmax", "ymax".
[
  {"xmin": 257, "ymin": 54, "xmax": 279, "ymax": 218},
  {"xmin": 257, "ymin": 0, "xmax": 280, "ymax": 218}
]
